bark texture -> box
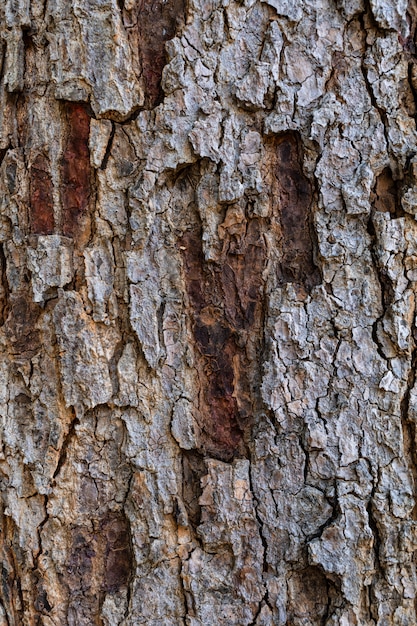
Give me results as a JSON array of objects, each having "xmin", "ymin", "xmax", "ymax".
[{"xmin": 0, "ymin": 0, "xmax": 417, "ymax": 624}]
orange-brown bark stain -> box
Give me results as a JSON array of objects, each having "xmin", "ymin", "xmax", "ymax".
[{"xmin": 61, "ymin": 103, "xmax": 91, "ymax": 239}]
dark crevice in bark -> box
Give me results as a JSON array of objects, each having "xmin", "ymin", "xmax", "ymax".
[
  {"xmin": 406, "ymin": 62, "xmax": 417, "ymax": 129},
  {"xmin": 0, "ymin": 146, "xmax": 9, "ymax": 169},
  {"xmin": 52, "ymin": 409, "xmax": 79, "ymax": 481},
  {"xmin": 181, "ymin": 449, "xmax": 205, "ymax": 530},
  {"xmin": 372, "ymin": 167, "xmax": 405, "ymax": 218},
  {"xmin": 366, "ymin": 212, "xmax": 392, "ymax": 361},
  {"xmin": 0, "ymin": 599, "xmax": 10, "ymax": 626},
  {"xmin": 100, "ymin": 122, "xmax": 116, "ymax": 171},
  {"xmin": 366, "ymin": 491, "xmax": 383, "ymax": 623},
  {"xmin": 306, "ymin": 494, "xmax": 339, "ymax": 543},
  {"xmin": 405, "ymin": 0, "xmax": 417, "ymax": 127},
  {"xmin": 0, "ymin": 243, "xmax": 10, "ymax": 326},
  {"xmin": 32, "ymin": 496, "xmax": 53, "ymax": 618},
  {"xmin": 367, "ymin": 489, "xmax": 382, "ymax": 572},
  {"xmin": 359, "ymin": 9, "xmax": 390, "ymax": 152},
  {"xmin": 299, "ymin": 430, "xmax": 310, "ymax": 483},
  {"xmin": 362, "ymin": 0, "xmax": 388, "ymax": 33},
  {"xmin": 400, "ymin": 335, "xmax": 417, "ymax": 519},
  {"xmin": 360, "ymin": 59, "xmax": 390, "ymax": 151},
  {"xmin": 178, "ymin": 553, "xmax": 190, "ymax": 624},
  {"xmin": 247, "ymin": 464, "xmax": 273, "ymax": 625}
]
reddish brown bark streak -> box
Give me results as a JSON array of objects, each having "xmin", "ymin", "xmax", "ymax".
[
  {"xmin": 139, "ymin": 0, "xmax": 186, "ymax": 106},
  {"xmin": 124, "ymin": 0, "xmax": 186, "ymax": 108},
  {"xmin": 61, "ymin": 104, "xmax": 91, "ymax": 239},
  {"xmin": 181, "ymin": 133, "xmax": 320, "ymax": 460},
  {"xmin": 30, "ymin": 154, "xmax": 54, "ymax": 235},
  {"xmin": 181, "ymin": 219, "xmax": 267, "ymax": 460}
]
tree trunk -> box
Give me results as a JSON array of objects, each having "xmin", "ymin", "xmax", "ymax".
[{"xmin": 0, "ymin": 0, "xmax": 417, "ymax": 624}]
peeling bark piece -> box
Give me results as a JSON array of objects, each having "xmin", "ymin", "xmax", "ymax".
[
  {"xmin": 133, "ymin": 0, "xmax": 186, "ymax": 107},
  {"xmin": 3, "ymin": 29, "xmax": 24, "ymax": 93},
  {"xmin": 27, "ymin": 235, "xmax": 74, "ymax": 304},
  {"xmin": 61, "ymin": 104, "xmax": 91, "ymax": 240},
  {"xmin": 30, "ymin": 154, "xmax": 54, "ymax": 235}
]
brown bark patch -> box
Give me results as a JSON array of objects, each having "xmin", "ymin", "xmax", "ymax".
[
  {"xmin": 67, "ymin": 512, "xmax": 133, "ymax": 623},
  {"xmin": 268, "ymin": 133, "xmax": 321, "ymax": 289},
  {"xmin": 0, "ymin": 244, "xmax": 10, "ymax": 326},
  {"xmin": 125, "ymin": 0, "xmax": 186, "ymax": 108},
  {"xmin": 61, "ymin": 104, "xmax": 91, "ymax": 239},
  {"xmin": 180, "ymin": 219, "xmax": 266, "ymax": 460},
  {"xmin": 0, "ymin": 513, "xmax": 24, "ymax": 625},
  {"xmin": 373, "ymin": 167, "xmax": 399, "ymax": 215},
  {"xmin": 101, "ymin": 514, "xmax": 133, "ymax": 592},
  {"xmin": 30, "ymin": 154, "xmax": 54, "ymax": 235},
  {"xmin": 5, "ymin": 293, "xmax": 41, "ymax": 358},
  {"xmin": 288, "ymin": 566, "xmax": 331, "ymax": 623}
]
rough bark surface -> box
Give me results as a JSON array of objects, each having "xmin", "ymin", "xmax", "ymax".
[{"xmin": 0, "ymin": 0, "xmax": 417, "ymax": 624}]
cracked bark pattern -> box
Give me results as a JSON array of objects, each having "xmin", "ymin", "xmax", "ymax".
[{"xmin": 0, "ymin": 0, "xmax": 417, "ymax": 624}]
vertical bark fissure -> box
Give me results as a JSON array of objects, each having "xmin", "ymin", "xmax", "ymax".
[
  {"xmin": 52, "ymin": 412, "xmax": 79, "ymax": 480},
  {"xmin": 367, "ymin": 212, "xmax": 391, "ymax": 361},
  {"xmin": 400, "ymin": 337, "xmax": 417, "ymax": 517},
  {"xmin": 100, "ymin": 122, "xmax": 116, "ymax": 172}
]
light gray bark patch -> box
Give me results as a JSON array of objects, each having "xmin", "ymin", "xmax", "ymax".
[{"xmin": 53, "ymin": 291, "xmax": 113, "ymax": 410}]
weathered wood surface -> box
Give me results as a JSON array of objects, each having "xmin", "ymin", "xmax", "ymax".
[{"xmin": 0, "ymin": 0, "xmax": 417, "ymax": 623}]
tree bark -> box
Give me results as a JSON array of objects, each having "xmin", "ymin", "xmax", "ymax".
[{"xmin": 0, "ymin": 0, "xmax": 417, "ymax": 624}]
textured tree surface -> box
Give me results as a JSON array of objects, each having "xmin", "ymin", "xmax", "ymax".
[{"xmin": 1, "ymin": 0, "xmax": 417, "ymax": 624}]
